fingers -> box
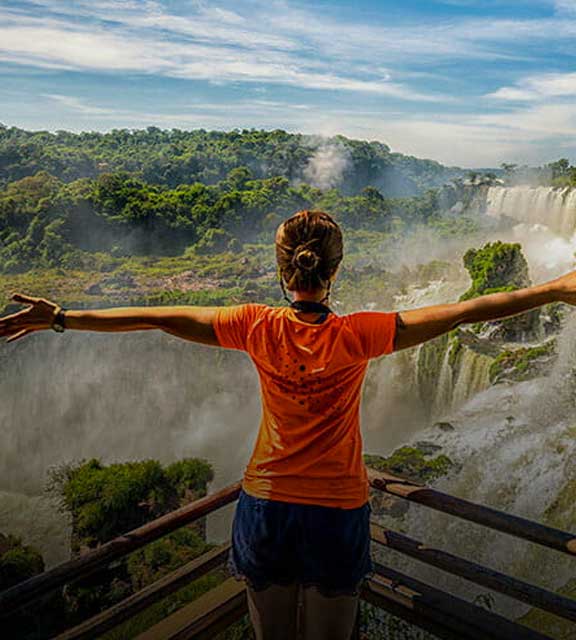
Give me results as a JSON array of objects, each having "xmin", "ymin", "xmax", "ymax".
[
  {"xmin": 11, "ymin": 292, "xmax": 40, "ymax": 305},
  {"xmin": 0, "ymin": 320, "xmax": 24, "ymax": 339},
  {"xmin": 5, "ymin": 328, "xmax": 33, "ymax": 343},
  {"xmin": 0, "ymin": 309, "xmax": 26, "ymax": 325},
  {"xmin": 1, "ymin": 294, "xmax": 51, "ymax": 340},
  {"xmin": 0, "ymin": 313, "xmax": 34, "ymax": 338}
]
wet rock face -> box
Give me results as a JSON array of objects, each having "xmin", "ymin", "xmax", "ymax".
[
  {"xmin": 437, "ymin": 178, "xmax": 499, "ymax": 215},
  {"xmin": 489, "ymin": 339, "xmax": 557, "ymax": 385},
  {"xmin": 461, "ymin": 241, "xmax": 531, "ymax": 299},
  {"xmin": 460, "ymin": 241, "xmax": 541, "ymax": 343},
  {"xmin": 100, "ymin": 271, "xmax": 137, "ymax": 289},
  {"xmin": 472, "ymin": 308, "xmax": 541, "ymax": 343},
  {"xmin": 414, "ymin": 440, "xmax": 443, "ymax": 455}
]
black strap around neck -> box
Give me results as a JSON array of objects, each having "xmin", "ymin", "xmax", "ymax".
[
  {"xmin": 290, "ymin": 300, "xmax": 333, "ymax": 324},
  {"xmin": 290, "ymin": 300, "xmax": 332, "ymax": 314}
]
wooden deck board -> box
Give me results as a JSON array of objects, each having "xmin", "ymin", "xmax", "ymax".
[{"xmin": 134, "ymin": 578, "xmax": 247, "ymax": 640}]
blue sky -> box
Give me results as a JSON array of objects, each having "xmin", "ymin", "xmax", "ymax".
[{"xmin": 1, "ymin": 0, "xmax": 576, "ymax": 167}]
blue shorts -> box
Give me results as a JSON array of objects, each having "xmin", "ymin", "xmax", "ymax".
[{"xmin": 228, "ymin": 489, "xmax": 373, "ymax": 597}]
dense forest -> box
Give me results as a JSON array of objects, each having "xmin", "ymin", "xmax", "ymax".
[
  {"xmin": 496, "ymin": 158, "xmax": 576, "ymax": 187},
  {"xmin": 0, "ymin": 126, "xmax": 463, "ymax": 277},
  {"xmin": 0, "ymin": 125, "xmax": 461, "ymax": 192}
]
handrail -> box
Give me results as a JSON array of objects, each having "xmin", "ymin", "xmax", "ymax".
[
  {"xmin": 133, "ymin": 578, "xmax": 246, "ymax": 640},
  {"xmin": 367, "ymin": 468, "xmax": 576, "ymax": 555},
  {"xmin": 0, "ymin": 482, "xmax": 241, "ymax": 616},
  {"xmin": 54, "ymin": 545, "xmax": 231, "ymax": 640},
  {"xmin": 364, "ymin": 562, "xmax": 551, "ymax": 640},
  {"xmin": 371, "ymin": 524, "xmax": 576, "ymax": 623},
  {"xmin": 1, "ymin": 475, "xmax": 575, "ymax": 640}
]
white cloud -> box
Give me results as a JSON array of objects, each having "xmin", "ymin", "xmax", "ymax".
[
  {"xmin": 8, "ymin": 0, "xmax": 576, "ymax": 75},
  {"xmin": 7, "ymin": 0, "xmax": 576, "ymax": 102},
  {"xmin": 0, "ymin": 25, "xmax": 170, "ymax": 71},
  {"xmin": 371, "ymin": 102, "xmax": 576, "ymax": 166},
  {"xmin": 477, "ymin": 102, "xmax": 576, "ymax": 137},
  {"xmin": 554, "ymin": 0, "xmax": 576, "ymax": 14},
  {"xmin": 488, "ymin": 87, "xmax": 539, "ymax": 101},
  {"xmin": 43, "ymin": 94, "xmax": 113, "ymax": 115},
  {"xmin": 488, "ymin": 71, "xmax": 576, "ymax": 101},
  {"xmin": 251, "ymin": 2, "xmax": 576, "ymax": 63},
  {"xmin": 41, "ymin": 93, "xmax": 316, "ymax": 118},
  {"xmin": 0, "ymin": 8, "xmax": 450, "ymax": 101}
]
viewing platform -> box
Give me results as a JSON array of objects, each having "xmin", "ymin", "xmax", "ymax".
[{"xmin": 1, "ymin": 470, "xmax": 575, "ymax": 639}]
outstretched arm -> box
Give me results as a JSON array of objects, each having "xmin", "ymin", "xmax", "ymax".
[
  {"xmin": 394, "ymin": 271, "xmax": 576, "ymax": 351},
  {"xmin": 0, "ymin": 293, "xmax": 220, "ymax": 346}
]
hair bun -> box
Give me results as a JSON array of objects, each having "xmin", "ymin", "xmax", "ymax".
[{"xmin": 292, "ymin": 246, "xmax": 320, "ymax": 272}]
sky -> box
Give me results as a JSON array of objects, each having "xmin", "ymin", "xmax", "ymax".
[{"xmin": 1, "ymin": 0, "xmax": 576, "ymax": 167}]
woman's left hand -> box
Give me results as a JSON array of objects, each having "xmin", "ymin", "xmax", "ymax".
[
  {"xmin": 0, "ymin": 293, "xmax": 60, "ymax": 343},
  {"xmin": 554, "ymin": 270, "xmax": 576, "ymax": 306}
]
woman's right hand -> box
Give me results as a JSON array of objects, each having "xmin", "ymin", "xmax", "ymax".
[{"xmin": 0, "ymin": 293, "xmax": 60, "ymax": 343}]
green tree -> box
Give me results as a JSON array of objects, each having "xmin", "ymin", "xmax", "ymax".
[{"xmin": 48, "ymin": 458, "xmax": 213, "ymax": 552}]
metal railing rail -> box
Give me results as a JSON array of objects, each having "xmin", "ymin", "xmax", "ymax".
[
  {"xmin": 0, "ymin": 483, "xmax": 241, "ymax": 616},
  {"xmin": 370, "ymin": 523, "xmax": 576, "ymax": 623},
  {"xmin": 54, "ymin": 545, "xmax": 231, "ymax": 640},
  {"xmin": 363, "ymin": 563, "xmax": 551, "ymax": 640},
  {"xmin": 367, "ymin": 468, "xmax": 576, "ymax": 555},
  {"xmin": 1, "ymin": 473, "xmax": 574, "ymax": 640}
]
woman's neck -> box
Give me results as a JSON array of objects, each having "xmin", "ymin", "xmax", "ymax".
[{"xmin": 292, "ymin": 289, "xmax": 328, "ymax": 303}]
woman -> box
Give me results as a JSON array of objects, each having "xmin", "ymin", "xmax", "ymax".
[{"xmin": 1, "ymin": 209, "xmax": 575, "ymax": 640}]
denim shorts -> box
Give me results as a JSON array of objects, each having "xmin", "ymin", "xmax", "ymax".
[{"xmin": 228, "ymin": 489, "xmax": 373, "ymax": 597}]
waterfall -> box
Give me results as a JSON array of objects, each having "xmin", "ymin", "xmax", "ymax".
[
  {"xmin": 427, "ymin": 344, "xmax": 492, "ymax": 421},
  {"xmin": 373, "ymin": 316, "xmax": 576, "ymax": 622},
  {"xmin": 486, "ymin": 186, "xmax": 576, "ymax": 237},
  {"xmin": 431, "ymin": 348, "xmax": 453, "ymax": 418},
  {"xmin": 450, "ymin": 349, "xmax": 492, "ymax": 411}
]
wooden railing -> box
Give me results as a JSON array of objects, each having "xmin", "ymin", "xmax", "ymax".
[{"xmin": 1, "ymin": 471, "xmax": 575, "ymax": 639}]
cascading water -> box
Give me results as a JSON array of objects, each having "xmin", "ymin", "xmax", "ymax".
[
  {"xmin": 374, "ymin": 314, "xmax": 576, "ymax": 623},
  {"xmin": 386, "ymin": 277, "xmax": 494, "ymax": 423},
  {"xmin": 0, "ymin": 333, "xmax": 262, "ymax": 566},
  {"xmin": 363, "ymin": 276, "xmax": 471, "ymax": 452},
  {"xmin": 427, "ymin": 346, "xmax": 493, "ymax": 419},
  {"xmin": 486, "ymin": 185, "xmax": 576, "ymax": 237},
  {"xmin": 366, "ymin": 194, "xmax": 576, "ymax": 632},
  {"xmin": 432, "ymin": 348, "xmax": 454, "ymax": 418},
  {"xmin": 450, "ymin": 348, "xmax": 492, "ymax": 411}
]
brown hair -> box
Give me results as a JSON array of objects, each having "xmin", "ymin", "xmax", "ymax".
[{"xmin": 275, "ymin": 210, "xmax": 343, "ymax": 300}]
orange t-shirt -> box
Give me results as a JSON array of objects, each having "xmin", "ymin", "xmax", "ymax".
[{"xmin": 213, "ymin": 304, "xmax": 398, "ymax": 509}]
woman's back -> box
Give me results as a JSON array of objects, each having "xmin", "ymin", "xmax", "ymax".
[{"xmin": 214, "ymin": 303, "xmax": 397, "ymax": 508}]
